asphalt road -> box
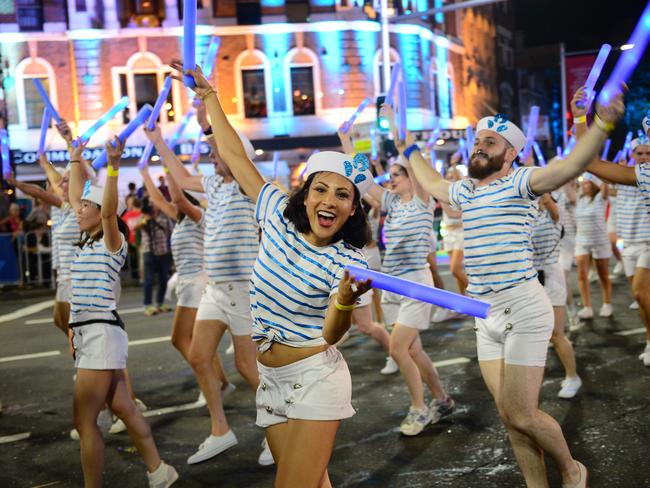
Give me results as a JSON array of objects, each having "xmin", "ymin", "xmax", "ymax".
[{"xmin": 0, "ymin": 268, "xmax": 648, "ymax": 488}]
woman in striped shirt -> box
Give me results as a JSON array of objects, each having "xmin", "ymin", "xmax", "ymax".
[
  {"xmin": 176, "ymin": 63, "xmax": 373, "ymax": 488},
  {"xmin": 68, "ymin": 138, "xmax": 177, "ymax": 488}
]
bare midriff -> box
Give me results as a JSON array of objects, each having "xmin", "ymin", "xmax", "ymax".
[{"xmin": 256, "ymin": 341, "xmax": 330, "ymax": 368}]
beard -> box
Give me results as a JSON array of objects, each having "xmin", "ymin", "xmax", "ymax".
[{"xmin": 468, "ymin": 149, "xmax": 508, "ymax": 179}]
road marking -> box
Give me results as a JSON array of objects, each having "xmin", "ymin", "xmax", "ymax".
[
  {"xmin": 433, "ymin": 357, "xmax": 471, "ymax": 367},
  {"xmin": 0, "ymin": 300, "xmax": 54, "ymax": 324},
  {"xmin": 0, "ymin": 351, "xmax": 61, "ymax": 363},
  {"xmin": 0, "ymin": 431, "xmax": 31, "ymax": 444},
  {"xmin": 144, "ymin": 400, "xmax": 204, "ymax": 418},
  {"xmin": 32, "ymin": 482, "xmax": 63, "ymax": 488},
  {"xmin": 24, "ymin": 306, "xmax": 145, "ymax": 325},
  {"xmin": 129, "ymin": 336, "xmax": 170, "ymax": 346},
  {"xmin": 615, "ymin": 327, "xmax": 646, "ymax": 336}
]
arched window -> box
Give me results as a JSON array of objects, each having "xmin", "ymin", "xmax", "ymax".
[
  {"xmin": 373, "ymin": 48, "xmax": 401, "ymax": 98},
  {"xmin": 283, "ymin": 47, "xmax": 321, "ymax": 117},
  {"xmin": 235, "ymin": 49, "xmax": 273, "ymax": 119},
  {"xmin": 111, "ymin": 52, "xmax": 181, "ymax": 124},
  {"xmin": 15, "ymin": 57, "xmax": 57, "ymax": 129}
]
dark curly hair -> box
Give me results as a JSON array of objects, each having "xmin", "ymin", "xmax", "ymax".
[{"xmin": 283, "ymin": 173, "xmax": 370, "ymax": 249}]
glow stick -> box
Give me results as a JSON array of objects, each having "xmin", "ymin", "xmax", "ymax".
[
  {"xmin": 639, "ymin": 129, "xmax": 645, "ymax": 138},
  {"xmin": 426, "ymin": 128, "xmax": 441, "ymax": 149},
  {"xmin": 72, "ymin": 96, "xmax": 130, "ymax": 148},
  {"xmin": 32, "ymin": 78, "xmax": 62, "ymax": 124},
  {"xmin": 532, "ymin": 141, "xmax": 546, "ymax": 166},
  {"xmin": 556, "ymin": 146, "xmax": 562, "ymax": 157},
  {"xmin": 465, "ymin": 125, "xmax": 475, "ymax": 149},
  {"xmin": 601, "ymin": 139, "xmax": 611, "ymax": 160},
  {"xmin": 458, "ymin": 138, "xmax": 468, "ymax": 165},
  {"xmin": 92, "ymin": 104, "xmax": 153, "ymax": 169},
  {"xmin": 347, "ymin": 265, "xmax": 490, "ymax": 318},
  {"xmin": 1, "ymin": 129, "xmax": 10, "ymax": 178},
  {"xmin": 397, "ymin": 67, "xmax": 408, "ymax": 140},
  {"xmin": 190, "ymin": 128, "xmax": 202, "ymax": 164},
  {"xmin": 598, "ymin": 1, "xmax": 650, "ymax": 104},
  {"xmin": 622, "ymin": 131, "xmax": 633, "ymax": 158},
  {"xmin": 38, "ymin": 108, "xmax": 51, "ymax": 154},
  {"xmin": 202, "ymin": 37, "xmax": 221, "ymax": 79},
  {"xmin": 138, "ymin": 141, "xmax": 155, "ymax": 170},
  {"xmin": 522, "ymin": 105, "xmax": 540, "ymax": 160},
  {"xmin": 183, "ymin": 0, "xmax": 197, "ymax": 88},
  {"xmin": 562, "ymin": 137, "xmax": 576, "ymax": 156},
  {"xmin": 612, "ymin": 150, "xmax": 622, "ymax": 164},
  {"xmin": 272, "ymin": 151, "xmax": 280, "ymax": 180},
  {"xmin": 383, "ymin": 63, "xmax": 401, "ymax": 107},
  {"xmin": 341, "ymin": 97, "xmax": 371, "ymax": 134},
  {"xmin": 147, "ymin": 77, "xmax": 173, "ymax": 131},
  {"xmin": 580, "ymin": 43, "xmax": 611, "ymax": 109},
  {"xmin": 374, "ymin": 173, "xmax": 390, "ymax": 184},
  {"xmin": 370, "ymin": 127, "xmax": 378, "ymax": 161},
  {"xmin": 168, "ymin": 111, "xmax": 194, "ymax": 150}
]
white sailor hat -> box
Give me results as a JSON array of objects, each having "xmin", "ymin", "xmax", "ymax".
[
  {"xmin": 476, "ymin": 114, "xmax": 527, "ymax": 155},
  {"xmin": 304, "ymin": 151, "xmax": 373, "ymax": 195},
  {"xmin": 582, "ymin": 173, "xmax": 602, "ymax": 186},
  {"xmin": 642, "ymin": 110, "xmax": 650, "ymax": 136},
  {"xmin": 631, "ymin": 136, "xmax": 650, "ymax": 151},
  {"xmin": 82, "ymin": 181, "xmax": 127, "ymax": 216}
]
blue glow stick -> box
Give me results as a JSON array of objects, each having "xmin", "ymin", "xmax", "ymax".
[
  {"xmin": 522, "ymin": 105, "xmax": 540, "ymax": 160},
  {"xmin": 601, "ymin": 139, "xmax": 611, "ymax": 160},
  {"xmin": 562, "ymin": 137, "xmax": 576, "ymax": 157},
  {"xmin": 598, "ymin": 1, "xmax": 650, "ymax": 105},
  {"xmin": 147, "ymin": 77, "xmax": 173, "ymax": 131},
  {"xmin": 92, "ymin": 104, "xmax": 153, "ymax": 169},
  {"xmin": 341, "ymin": 97, "xmax": 371, "ymax": 134},
  {"xmin": 532, "ymin": 141, "xmax": 546, "ymax": 166},
  {"xmin": 612, "ymin": 150, "xmax": 622, "ymax": 164},
  {"xmin": 370, "ymin": 127, "xmax": 378, "ymax": 161},
  {"xmin": 38, "ymin": 108, "xmax": 51, "ymax": 154},
  {"xmin": 32, "ymin": 78, "xmax": 62, "ymax": 124},
  {"xmin": 202, "ymin": 37, "xmax": 221, "ymax": 79},
  {"xmin": 183, "ymin": 0, "xmax": 197, "ymax": 88},
  {"xmin": 1, "ymin": 129, "xmax": 10, "ymax": 178},
  {"xmin": 138, "ymin": 141, "xmax": 155, "ymax": 170},
  {"xmin": 397, "ymin": 66, "xmax": 408, "ymax": 140},
  {"xmin": 426, "ymin": 128, "xmax": 441, "ymax": 149},
  {"xmin": 458, "ymin": 138, "xmax": 468, "ymax": 165},
  {"xmin": 465, "ymin": 125, "xmax": 475, "ymax": 149},
  {"xmin": 168, "ymin": 111, "xmax": 194, "ymax": 150},
  {"xmin": 581, "ymin": 44, "xmax": 611, "ymax": 109},
  {"xmin": 374, "ymin": 173, "xmax": 390, "ymax": 184},
  {"xmin": 383, "ymin": 63, "xmax": 401, "ymax": 107},
  {"xmin": 639, "ymin": 129, "xmax": 645, "ymax": 138},
  {"xmin": 190, "ymin": 128, "xmax": 202, "ymax": 164},
  {"xmin": 272, "ymin": 151, "xmax": 280, "ymax": 180},
  {"xmin": 556, "ymin": 146, "xmax": 562, "ymax": 157},
  {"xmin": 347, "ymin": 265, "xmax": 490, "ymax": 318},
  {"xmin": 72, "ymin": 96, "xmax": 130, "ymax": 148},
  {"xmin": 622, "ymin": 131, "xmax": 633, "ymax": 158}
]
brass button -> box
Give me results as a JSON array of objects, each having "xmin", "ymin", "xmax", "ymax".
[
  {"xmin": 230, "ymin": 301, "xmax": 236, "ymax": 307},
  {"xmin": 285, "ymin": 398, "xmax": 294, "ymax": 405},
  {"xmin": 504, "ymin": 308, "xmax": 511, "ymax": 314},
  {"xmin": 473, "ymin": 326, "xmax": 479, "ymax": 331},
  {"xmin": 505, "ymin": 323, "xmax": 513, "ymax": 330},
  {"xmin": 265, "ymin": 405, "xmax": 273, "ymax": 413},
  {"xmin": 293, "ymin": 383, "xmax": 302, "ymax": 389},
  {"xmin": 261, "ymin": 383, "xmax": 267, "ymax": 391}
]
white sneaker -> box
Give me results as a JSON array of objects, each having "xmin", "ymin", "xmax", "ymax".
[
  {"xmin": 222, "ymin": 383, "xmax": 237, "ymax": 400},
  {"xmin": 612, "ymin": 261, "xmax": 624, "ymax": 276},
  {"xmin": 195, "ymin": 391, "xmax": 207, "ymax": 407},
  {"xmin": 380, "ymin": 357, "xmax": 399, "ymax": 375},
  {"xmin": 432, "ymin": 308, "xmax": 456, "ymax": 323},
  {"xmin": 258, "ymin": 438, "xmax": 275, "ymax": 466},
  {"xmin": 225, "ymin": 341, "xmax": 234, "ymax": 355},
  {"xmin": 641, "ymin": 344, "xmax": 650, "ymax": 367},
  {"xmin": 599, "ymin": 303, "xmax": 613, "ymax": 318},
  {"xmin": 577, "ymin": 307, "xmax": 593, "ymax": 320},
  {"xmin": 110, "ymin": 398, "xmax": 148, "ymax": 434},
  {"xmin": 588, "ymin": 269, "xmax": 598, "ymax": 283},
  {"xmin": 558, "ymin": 376, "xmax": 583, "ymax": 399},
  {"xmin": 147, "ymin": 461, "xmax": 178, "ymax": 488},
  {"xmin": 70, "ymin": 408, "xmax": 112, "ymax": 440},
  {"xmin": 187, "ymin": 431, "xmax": 238, "ymax": 464},
  {"xmin": 399, "ymin": 406, "xmax": 433, "ymax": 436},
  {"xmin": 629, "ymin": 301, "xmax": 640, "ymax": 310}
]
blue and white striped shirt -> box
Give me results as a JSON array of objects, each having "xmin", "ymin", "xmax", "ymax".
[
  {"xmin": 55, "ymin": 204, "xmax": 80, "ymax": 279},
  {"xmin": 531, "ymin": 202, "xmax": 562, "ymax": 268},
  {"xmin": 70, "ymin": 234, "xmax": 127, "ymax": 323},
  {"xmin": 615, "ymin": 184, "xmax": 650, "ymax": 243},
  {"xmin": 635, "ymin": 163, "xmax": 650, "ymax": 217},
  {"xmin": 250, "ymin": 183, "xmax": 368, "ymax": 348},
  {"xmin": 202, "ymin": 175, "xmax": 258, "ymax": 283},
  {"xmin": 171, "ymin": 210, "xmax": 205, "ymax": 279},
  {"xmin": 449, "ymin": 167, "xmax": 538, "ymax": 297},
  {"xmin": 575, "ymin": 193, "xmax": 608, "ymax": 247},
  {"xmin": 553, "ymin": 190, "xmax": 576, "ymax": 240},
  {"xmin": 381, "ymin": 192, "xmax": 434, "ymax": 276},
  {"xmin": 50, "ymin": 205, "xmax": 62, "ymax": 271}
]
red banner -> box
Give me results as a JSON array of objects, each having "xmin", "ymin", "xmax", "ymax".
[{"xmin": 565, "ymin": 53, "xmax": 596, "ymax": 102}]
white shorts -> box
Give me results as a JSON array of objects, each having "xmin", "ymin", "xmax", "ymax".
[
  {"xmin": 381, "ymin": 269, "xmax": 433, "ymax": 330},
  {"xmin": 72, "ymin": 324, "xmax": 128, "ymax": 370},
  {"xmin": 256, "ymin": 347, "xmax": 355, "ymax": 428},
  {"xmin": 55, "ymin": 277, "xmax": 72, "ymax": 303},
  {"xmin": 176, "ymin": 273, "xmax": 208, "ymax": 308},
  {"xmin": 444, "ymin": 227, "xmax": 464, "ymax": 252},
  {"xmin": 539, "ymin": 262, "xmax": 567, "ymax": 307},
  {"xmin": 558, "ymin": 236, "xmax": 575, "ymax": 271},
  {"xmin": 575, "ymin": 241, "xmax": 612, "ymax": 260},
  {"xmin": 363, "ymin": 245, "xmax": 382, "ymax": 271},
  {"xmin": 474, "ymin": 279, "xmax": 553, "ymax": 367},
  {"xmin": 195, "ymin": 281, "xmax": 252, "ymax": 336},
  {"xmin": 622, "ymin": 241, "xmax": 650, "ymax": 277}
]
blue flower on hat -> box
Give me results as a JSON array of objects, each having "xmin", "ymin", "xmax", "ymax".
[
  {"xmin": 342, "ymin": 154, "xmax": 370, "ymax": 184},
  {"xmin": 487, "ymin": 114, "xmax": 509, "ymax": 133}
]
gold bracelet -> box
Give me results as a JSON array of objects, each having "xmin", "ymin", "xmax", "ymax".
[
  {"xmin": 199, "ymin": 88, "xmax": 216, "ymax": 101},
  {"xmin": 334, "ymin": 300, "xmax": 355, "ymax": 312},
  {"xmin": 593, "ymin": 114, "xmax": 615, "ymax": 133},
  {"xmin": 573, "ymin": 115, "xmax": 587, "ymax": 125},
  {"xmin": 107, "ymin": 165, "xmax": 119, "ymax": 177}
]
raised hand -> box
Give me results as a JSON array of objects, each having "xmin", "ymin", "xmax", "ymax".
[
  {"xmin": 106, "ymin": 136, "xmax": 125, "ymax": 169},
  {"xmin": 570, "ymin": 86, "xmax": 589, "ymax": 118},
  {"xmin": 56, "ymin": 120, "xmax": 74, "ymax": 145},
  {"xmin": 337, "ymin": 270, "xmax": 372, "ymax": 307},
  {"xmin": 170, "ymin": 60, "xmax": 212, "ymax": 94}
]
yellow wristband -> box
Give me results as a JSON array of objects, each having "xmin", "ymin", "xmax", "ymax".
[
  {"xmin": 107, "ymin": 165, "xmax": 119, "ymax": 177},
  {"xmin": 573, "ymin": 115, "xmax": 587, "ymax": 125},
  {"xmin": 163, "ymin": 167, "xmax": 169, "ymax": 173},
  {"xmin": 593, "ymin": 114, "xmax": 615, "ymax": 133},
  {"xmin": 334, "ymin": 300, "xmax": 355, "ymax": 312}
]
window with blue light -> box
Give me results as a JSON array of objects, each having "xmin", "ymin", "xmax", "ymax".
[
  {"xmin": 242, "ymin": 69, "xmax": 268, "ymax": 118},
  {"xmin": 290, "ymin": 67, "xmax": 315, "ymax": 116},
  {"xmin": 23, "ymin": 76, "xmax": 48, "ymax": 129}
]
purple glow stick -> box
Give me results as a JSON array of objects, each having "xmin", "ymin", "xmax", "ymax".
[
  {"xmin": 147, "ymin": 77, "xmax": 173, "ymax": 131},
  {"xmin": 183, "ymin": 0, "xmax": 197, "ymax": 88},
  {"xmin": 72, "ymin": 96, "xmax": 130, "ymax": 148},
  {"xmin": 622, "ymin": 131, "xmax": 633, "ymax": 158},
  {"xmin": 397, "ymin": 66, "xmax": 408, "ymax": 140},
  {"xmin": 272, "ymin": 151, "xmax": 280, "ymax": 180},
  {"xmin": 341, "ymin": 97, "xmax": 371, "ymax": 134},
  {"xmin": 92, "ymin": 104, "xmax": 153, "ymax": 169},
  {"xmin": 465, "ymin": 125, "xmax": 475, "ymax": 149},
  {"xmin": 32, "ymin": 78, "xmax": 62, "ymax": 124},
  {"xmin": 612, "ymin": 150, "xmax": 623, "ymax": 164},
  {"xmin": 347, "ymin": 265, "xmax": 490, "ymax": 318},
  {"xmin": 370, "ymin": 127, "xmax": 378, "ymax": 161},
  {"xmin": 168, "ymin": 111, "xmax": 194, "ymax": 150},
  {"xmin": 532, "ymin": 141, "xmax": 546, "ymax": 166},
  {"xmin": 202, "ymin": 37, "xmax": 221, "ymax": 79},
  {"xmin": 190, "ymin": 128, "xmax": 202, "ymax": 164},
  {"xmin": 556, "ymin": 146, "xmax": 562, "ymax": 157},
  {"xmin": 426, "ymin": 128, "xmax": 441, "ymax": 149},
  {"xmin": 601, "ymin": 139, "xmax": 611, "ymax": 160},
  {"xmin": 374, "ymin": 173, "xmax": 390, "ymax": 184},
  {"xmin": 138, "ymin": 141, "xmax": 155, "ymax": 170},
  {"xmin": 1, "ymin": 129, "xmax": 10, "ymax": 178},
  {"xmin": 581, "ymin": 44, "xmax": 611, "ymax": 109},
  {"xmin": 522, "ymin": 105, "xmax": 540, "ymax": 160},
  {"xmin": 383, "ymin": 63, "xmax": 401, "ymax": 107},
  {"xmin": 598, "ymin": 1, "xmax": 650, "ymax": 105},
  {"xmin": 38, "ymin": 108, "xmax": 51, "ymax": 154}
]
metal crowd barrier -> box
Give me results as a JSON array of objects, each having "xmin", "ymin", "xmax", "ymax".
[{"xmin": 0, "ymin": 231, "xmax": 54, "ymax": 287}]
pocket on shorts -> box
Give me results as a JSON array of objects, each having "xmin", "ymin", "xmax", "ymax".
[{"xmin": 294, "ymin": 352, "xmax": 351, "ymax": 408}]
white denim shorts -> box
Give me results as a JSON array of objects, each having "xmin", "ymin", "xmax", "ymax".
[
  {"xmin": 539, "ymin": 261, "xmax": 567, "ymax": 307},
  {"xmin": 443, "ymin": 227, "xmax": 464, "ymax": 252},
  {"xmin": 622, "ymin": 241, "xmax": 650, "ymax": 277},
  {"xmin": 575, "ymin": 241, "xmax": 612, "ymax": 260},
  {"xmin": 72, "ymin": 323, "xmax": 128, "ymax": 370},
  {"xmin": 363, "ymin": 245, "xmax": 382, "ymax": 271},
  {"xmin": 559, "ymin": 236, "xmax": 575, "ymax": 271},
  {"xmin": 381, "ymin": 269, "xmax": 433, "ymax": 330},
  {"xmin": 256, "ymin": 347, "xmax": 355, "ymax": 428},
  {"xmin": 55, "ymin": 276, "xmax": 72, "ymax": 303},
  {"xmin": 474, "ymin": 279, "xmax": 553, "ymax": 367},
  {"xmin": 195, "ymin": 281, "xmax": 252, "ymax": 336},
  {"xmin": 176, "ymin": 273, "xmax": 208, "ymax": 308}
]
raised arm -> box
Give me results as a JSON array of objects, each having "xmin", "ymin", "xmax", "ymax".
[
  {"xmin": 139, "ymin": 165, "xmax": 177, "ymax": 220},
  {"xmin": 166, "ymin": 167, "xmax": 202, "ymax": 223},
  {"xmin": 144, "ymin": 124, "xmax": 204, "ymax": 192},
  {"xmin": 7, "ymin": 177, "xmax": 63, "ymax": 208},
  {"xmin": 37, "ymin": 152, "xmax": 62, "ymax": 194},
  {"xmin": 337, "ymin": 125, "xmax": 355, "ymax": 154},
  {"xmin": 539, "ymin": 193, "xmax": 560, "ymax": 222},
  {"xmin": 67, "ymin": 139, "xmax": 86, "ymax": 212},
  {"xmin": 323, "ymin": 271, "xmax": 372, "ymax": 345},
  {"xmin": 102, "ymin": 137, "xmax": 123, "ymax": 253},
  {"xmin": 172, "ymin": 62, "xmax": 265, "ymax": 202}
]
